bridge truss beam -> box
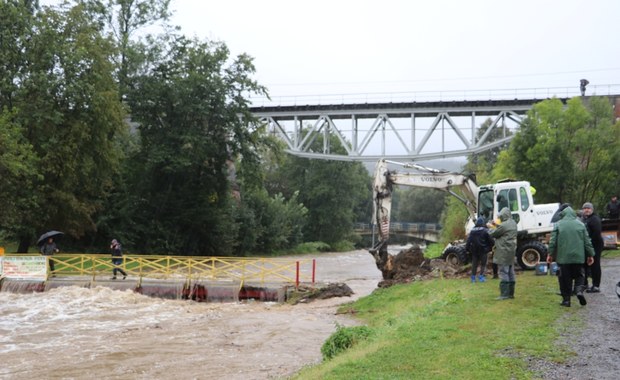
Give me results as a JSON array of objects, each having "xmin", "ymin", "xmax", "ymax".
[{"xmin": 251, "ymin": 99, "xmax": 546, "ymax": 162}]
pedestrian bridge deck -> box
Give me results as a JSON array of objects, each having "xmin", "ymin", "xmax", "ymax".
[{"xmin": 0, "ymin": 254, "xmax": 317, "ymax": 302}]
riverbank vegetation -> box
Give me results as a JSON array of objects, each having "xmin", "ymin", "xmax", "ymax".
[{"xmin": 295, "ymin": 272, "xmax": 582, "ymax": 379}]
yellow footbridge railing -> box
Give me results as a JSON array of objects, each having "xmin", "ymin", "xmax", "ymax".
[{"xmin": 3, "ymin": 254, "xmax": 316, "ymax": 287}]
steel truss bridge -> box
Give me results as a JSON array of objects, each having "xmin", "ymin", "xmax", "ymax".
[{"xmin": 250, "ymin": 92, "xmax": 620, "ymax": 162}]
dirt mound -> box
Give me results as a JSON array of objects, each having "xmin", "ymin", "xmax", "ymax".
[
  {"xmin": 374, "ymin": 245, "xmax": 469, "ymax": 288},
  {"xmin": 288, "ymin": 282, "xmax": 354, "ymax": 304}
]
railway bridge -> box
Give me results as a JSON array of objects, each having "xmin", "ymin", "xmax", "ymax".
[{"xmin": 250, "ymin": 86, "xmax": 620, "ymax": 162}]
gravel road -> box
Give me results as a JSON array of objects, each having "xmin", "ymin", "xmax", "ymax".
[{"xmin": 536, "ymin": 257, "xmax": 620, "ymax": 380}]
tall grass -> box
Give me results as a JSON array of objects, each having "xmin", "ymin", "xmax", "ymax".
[{"xmin": 294, "ymin": 272, "xmax": 584, "ymax": 379}]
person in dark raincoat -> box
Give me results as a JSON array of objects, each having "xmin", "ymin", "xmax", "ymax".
[
  {"xmin": 40, "ymin": 237, "xmax": 59, "ymax": 274},
  {"xmin": 580, "ymin": 202, "xmax": 604, "ymax": 293},
  {"xmin": 547, "ymin": 206, "xmax": 594, "ymax": 307},
  {"xmin": 606, "ymin": 195, "xmax": 619, "ymax": 219},
  {"xmin": 490, "ymin": 208, "xmax": 517, "ymax": 300},
  {"xmin": 110, "ymin": 239, "xmax": 127, "ymax": 280},
  {"xmin": 580, "ymin": 79, "xmax": 589, "ymax": 96},
  {"xmin": 466, "ymin": 217, "xmax": 494, "ymax": 283}
]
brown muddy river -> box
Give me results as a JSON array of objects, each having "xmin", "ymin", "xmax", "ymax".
[{"xmin": 0, "ymin": 250, "xmax": 382, "ymax": 380}]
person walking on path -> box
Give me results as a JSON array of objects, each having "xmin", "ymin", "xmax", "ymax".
[
  {"xmin": 547, "ymin": 206, "xmax": 594, "ymax": 307},
  {"xmin": 466, "ymin": 217, "xmax": 494, "ymax": 283},
  {"xmin": 581, "ymin": 202, "xmax": 604, "ymax": 293},
  {"xmin": 40, "ymin": 237, "xmax": 59, "ymax": 275},
  {"xmin": 110, "ymin": 239, "xmax": 127, "ymax": 280},
  {"xmin": 606, "ymin": 195, "xmax": 619, "ymax": 219},
  {"xmin": 489, "ymin": 207, "xmax": 518, "ymax": 300}
]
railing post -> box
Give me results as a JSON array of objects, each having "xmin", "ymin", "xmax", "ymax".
[
  {"xmin": 295, "ymin": 261, "xmax": 300, "ymax": 288},
  {"xmin": 166, "ymin": 256, "xmax": 170, "ymax": 279},
  {"xmin": 312, "ymin": 259, "xmax": 316, "ymax": 284}
]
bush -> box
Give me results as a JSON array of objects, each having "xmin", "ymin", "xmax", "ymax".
[
  {"xmin": 321, "ymin": 324, "xmax": 372, "ymax": 360},
  {"xmin": 292, "ymin": 241, "xmax": 331, "ymax": 254},
  {"xmin": 329, "ymin": 240, "xmax": 356, "ymax": 252}
]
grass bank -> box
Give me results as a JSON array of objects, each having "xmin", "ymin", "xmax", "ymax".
[{"xmin": 294, "ymin": 271, "xmax": 585, "ymax": 380}]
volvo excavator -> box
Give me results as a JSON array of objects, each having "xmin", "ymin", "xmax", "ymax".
[{"xmin": 369, "ymin": 159, "xmax": 559, "ymax": 276}]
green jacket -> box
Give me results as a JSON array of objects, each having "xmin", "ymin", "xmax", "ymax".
[
  {"xmin": 490, "ymin": 207, "xmax": 518, "ymax": 265},
  {"xmin": 548, "ymin": 207, "xmax": 594, "ymax": 264}
]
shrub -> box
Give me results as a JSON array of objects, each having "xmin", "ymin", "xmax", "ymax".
[
  {"xmin": 329, "ymin": 240, "xmax": 356, "ymax": 252},
  {"xmin": 321, "ymin": 324, "xmax": 372, "ymax": 360},
  {"xmin": 292, "ymin": 241, "xmax": 331, "ymax": 254}
]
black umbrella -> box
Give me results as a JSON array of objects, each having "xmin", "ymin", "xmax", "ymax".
[{"xmin": 37, "ymin": 230, "xmax": 64, "ymax": 246}]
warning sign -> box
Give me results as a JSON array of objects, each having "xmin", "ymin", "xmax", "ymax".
[{"xmin": 1, "ymin": 256, "xmax": 47, "ymax": 280}]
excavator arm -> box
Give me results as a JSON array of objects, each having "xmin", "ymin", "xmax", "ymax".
[{"xmin": 370, "ymin": 159, "xmax": 479, "ymax": 259}]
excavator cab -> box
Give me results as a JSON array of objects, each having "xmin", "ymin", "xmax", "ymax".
[
  {"xmin": 478, "ymin": 190, "xmax": 494, "ymax": 223},
  {"xmin": 478, "ymin": 183, "xmax": 537, "ymax": 228}
]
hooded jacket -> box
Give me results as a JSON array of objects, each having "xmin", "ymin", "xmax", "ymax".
[
  {"xmin": 581, "ymin": 211, "xmax": 604, "ymax": 254},
  {"xmin": 490, "ymin": 207, "xmax": 517, "ymax": 265},
  {"xmin": 466, "ymin": 217, "xmax": 494, "ymax": 256},
  {"xmin": 548, "ymin": 207, "xmax": 594, "ymax": 264}
]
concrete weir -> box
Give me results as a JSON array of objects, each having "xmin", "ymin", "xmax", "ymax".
[{"xmin": 0, "ymin": 277, "xmax": 290, "ymax": 303}]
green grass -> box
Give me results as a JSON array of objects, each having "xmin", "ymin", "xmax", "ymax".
[
  {"xmin": 293, "ymin": 272, "xmax": 584, "ymax": 380},
  {"xmin": 602, "ymin": 248, "xmax": 620, "ymax": 258}
]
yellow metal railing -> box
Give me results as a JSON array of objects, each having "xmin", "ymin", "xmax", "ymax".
[{"xmin": 5, "ymin": 254, "xmax": 316, "ymax": 285}]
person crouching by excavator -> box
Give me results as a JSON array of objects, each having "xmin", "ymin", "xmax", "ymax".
[
  {"xmin": 466, "ymin": 217, "xmax": 494, "ymax": 283},
  {"xmin": 489, "ymin": 208, "xmax": 518, "ymax": 300},
  {"xmin": 110, "ymin": 239, "xmax": 127, "ymax": 280},
  {"xmin": 546, "ymin": 206, "xmax": 594, "ymax": 307}
]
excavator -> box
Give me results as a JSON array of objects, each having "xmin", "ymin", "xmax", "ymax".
[{"xmin": 369, "ymin": 159, "xmax": 559, "ymax": 275}]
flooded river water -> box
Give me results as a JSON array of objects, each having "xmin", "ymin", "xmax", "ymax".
[{"xmin": 0, "ymin": 250, "xmax": 382, "ymax": 380}]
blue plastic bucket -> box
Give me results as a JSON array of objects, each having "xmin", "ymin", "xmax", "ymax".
[
  {"xmin": 535, "ymin": 262, "xmax": 548, "ymax": 275},
  {"xmin": 550, "ymin": 262, "xmax": 559, "ymax": 276}
]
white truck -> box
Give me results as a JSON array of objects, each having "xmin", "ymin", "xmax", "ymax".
[{"xmin": 370, "ymin": 159, "xmax": 559, "ymax": 271}]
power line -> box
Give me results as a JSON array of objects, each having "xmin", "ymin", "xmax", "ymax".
[{"xmin": 264, "ymin": 67, "xmax": 620, "ymax": 88}]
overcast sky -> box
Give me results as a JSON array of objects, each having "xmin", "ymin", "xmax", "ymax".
[{"xmin": 169, "ymin": 0, "xmax": 620, "ymax": 104}]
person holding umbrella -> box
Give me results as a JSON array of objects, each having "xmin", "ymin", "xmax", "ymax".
[
  {"xmin": 40, "ymin": 237, "xmax": 60, "ymax": 275},
  {"xmin": 110, "ymin": 239, "xmax": 127, "ymax": 280}
]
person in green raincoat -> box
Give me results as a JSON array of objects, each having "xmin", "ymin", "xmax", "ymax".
[
  {"xmin": 547, "ymin": 206, "xmax": 594, "ymax": 307},
  {"xmin": 489, "ymin": 207, "xmax": 517, "ymax": 300}
]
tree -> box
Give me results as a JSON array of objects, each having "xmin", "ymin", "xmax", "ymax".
[
  {"xmin": 571, "ymin": 97, "xmax": 620, "ymax": 207},
  {"xmin": 495, "ymin": 97, "xmax": 620, "ymax": 208},
  {"xmin": 0, "ymin": 2, "xmax": 39, "ymax": 238},
  {"xmin": 0, "ymin": 3, "xmax": 126, "ymax": 251},
  {"xmin": 231, "ymin": 132, "xmax": 309, "ymax": 254},
  {"xmin": 81, "ymin": 0, "xmax": 173, "ymax": 100},
  {"xmin": 392, "ymin": 187, "xmax": 446, "ymax": 224},
  {"xmin": 121, "ymin": 34, "xmax": 267, "ymax": 255},
  {"xmin": 294, "ymin": 157, "xmax": 370, "ymax": 244},
  {"xmin": 233, "ymin": 190, "xmax": 307, "ymax": 254},
  {"xmin": 0, "ymin": 110, "xmax": 39, "ymax": 237},
  {"xmin": 276, "ymin": 131, "xmax": 370, "ymax": 246},
  {"xmin": 464, "ymin": 117, "xmax": 512, "ymax": 182}
]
